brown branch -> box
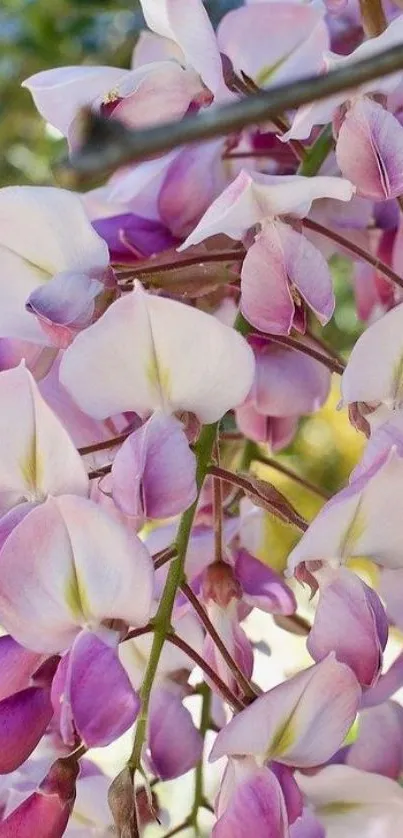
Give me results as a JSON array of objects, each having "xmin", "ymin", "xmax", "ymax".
[
  {"xmin": 70, "ymin": 44, "xmax": 403, "ymax": 174},
  {"xmin": 78, "ymin": 430, "xmax": 132, "ymax": 456},
  {"xmin": 273, "ymin": 613, "xmax": 311, "ymax": 636},
  {"xmin": 181, "ymin": 582, "xmax": 259, "ymax": 700},
  {"xmin": 251, "ymin": 452, "xmax": 331, "ymax": 500},
  {"xmin": 303, "ymin": 217, "xmax": 403, "ymax": 292},
  {"xmin": 209, "ymin": 464, "xmax": 308, "ymax": 531},
  {"xmin": 115, "ymin": 248, "xmax": 245, "ymax": 278},
  {"xmin": 263, "ymin": 333, "xmax": 345, "ymax": 375},
  {"xmin": 166, "ymin": 634, "xmax": 245, "ymax": 712}
]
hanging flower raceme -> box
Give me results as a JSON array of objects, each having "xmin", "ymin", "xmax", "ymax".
[
  {"xmin": 235, "ymin": 336, "xmax": 330, "ymax": 447},
  {"xmin": 0, "ymin": 365, "xmax": 154, "ymax": 752},
  {"xmin": 284, "ymin": 16, "xmax": 403, "ymax": 199},
  {"xmin": 59, "ymin": 281, "xmax": 255, "ymax": 422},
  {"xmin": 180, "ymin": 170, "xmax": 354, "ymax": 334},
  {"xmin": 0, "ymin": 186, "xmax": 116, "ymax": 348}
]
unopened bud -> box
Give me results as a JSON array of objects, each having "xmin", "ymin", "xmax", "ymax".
[{"xmin": 202, "ymin": 560, "xmax": 242, "ymax": 607}]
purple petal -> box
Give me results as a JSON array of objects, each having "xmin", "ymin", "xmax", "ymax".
[
  {"xmin": 271, "ymin": 763, "xmax": 303, "ymax": 825},
  {"xmin": 336, "ymin": 97, "xmax": 403, "ymax": 200},
  {"xmin": 0, "ymin": 687, "xmax": 52, "ymax": 773},
  {"xmin": 235, "ymin": 549, "xmax": 296, "ymax": 615},
  {"xmin": 290, "ymin": 808, "xmax": 325, "ymax": 838},
  {"xmin": 55, "ymin": 631, "xmax": 140, "ymax": 748},
  {"xmin": 158, "ymin": 141, "xmax": 226, "ymax": 239},
  {"xmin": 92, "ymin": 213, "xmax": 178, "ymax": 262},
  {"xmin": 111, "ymin": 411, "xmax": 197, "ymax": 522},
  {"xmin": 26, "ymin": 271, "xmax": 103, "ymax": 348},
  {"xmin": 214, "ymin": 764, "xmax": 288, "ymax": 838},
  {"xmin": 146, "ymin": 686, "xmax": 203, "ymax": 780},
  {"xmin": 346, "ymin": 702, "xmax": 403, "ymax": 779}
]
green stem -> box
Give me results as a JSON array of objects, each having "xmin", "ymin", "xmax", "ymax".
[
  {"xmin": 298, "ymin": 124, "xmax": 334, "ymax": 177},
  {"xmin": 190, "ymin": 684, "xmax": 212, "ymax": 831},
  {"xmin": 128, "ymin": 423, "xmax": 218, "ymax": 774}
]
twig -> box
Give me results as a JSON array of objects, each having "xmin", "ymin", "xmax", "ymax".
[
  {"xmin": 181, "ymin": 582, "xmax": 259, "ymax": 700},
  {"xmin": 273, "ymin": 613, "xmax": 311, "ymax": 636},
  {"xmin": 78, "ymin": 430, "xmax": 132, "ymax": 456},
  {"xmin": 208, "ymin": 464, "xmax": 308, "ymax": 531},
  {"xmin": 70, "ymin": 44, "xmax": 403, "ymax": 174},
  {"xmin": 88, "ymin": 463, "xmax": 112, "ymax": 480},
  {"xmin": 262, "ymin": 333, "xmax": 345, "ymax": 375},
  {"xmin": 251, "ymin": 451, "xmax": 331, "ymax": 500},
  {"xmin": 123, "ymin": 624, "xmax": 154, "ymax": 643},
  {"xmin": 303, "ymin": 217, "xmax": 403, "ymax": 292},
  {"xmin": 115, "ymin": 248, "xmax": 244, "ymax": 279},
  {"xmin": 167, "ymin": 634, "xmax": 245, "ymax": 712},
  {"xmin": 153, "ymin": 545, "xmax": 177, "ymax": 570}
]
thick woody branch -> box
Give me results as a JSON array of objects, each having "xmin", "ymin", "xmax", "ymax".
[{"xmin": 70, "ymin": 44, "xmax": 403, "ymax": 175}]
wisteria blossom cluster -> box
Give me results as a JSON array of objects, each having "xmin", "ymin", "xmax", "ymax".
[{"xmin": 2, "ymin": 0, "xmax": 403, "ymax": 835}]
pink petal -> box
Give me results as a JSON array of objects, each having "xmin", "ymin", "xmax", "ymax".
[
  {"xmin": 109, "ymin": 62, "xmax": 208, "ymax": 131},
  {"xmin": 307, "ymin": 567, "xmax": 387, "ymax": 688},
  {"xmin": 60, "ymin": 283, "xmax": 255, "ymax": 424},
  {"xmin": 336, "ymin": 97, "xmax": 403, "ymax": 200},
  {"xmin": 146, "ymin": 686, "xmax": 202, "ymax": 779},
  {"xmin": 139, "ymin": 0, "xmax": 224, "ymax": 95},
  {"xmin": 131, "ymin": 30, "xmax": 182, "ymax": 68},
  {"xmin": 0, "ymin": 495, "xmax": 153, "ymax": 651},
  {"xmin": 22, "ymin": 65, "xmax": 125, "ymax": 135},
  {"xmin": 217, "ymin": 2, "xmax": 327, "ymax": 86},
  {"xmin": 211, "ymin": 655, "xmax": 361, "ymax": 768},
  {"xmin": 251, "ymin": 337, "xmax": 330, "ymax": 418},
  {"xmin": 0, "ymin": 757, "xmax": 77, "ymax": 838},
  {"xmin": 297, "ymin": 763, "xmax": 403, "ymax": 832},
  {"xmin": 240, "ymin": 229, "xmax": 295, "ymax": 335},
  {"xmin": 0, "ymin": 687, "xmax": 52, "ymax": 773},
  {"xmin": 289, "ymin": 448, "xmax": 403, "ymax": 573},
  {"xmin": 111, "ymin": 411, "xmax": 196, "ymax": 523},
  {"xmin": 180, "ymin": 171, "xmax": 354, "ymax": 249}
]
